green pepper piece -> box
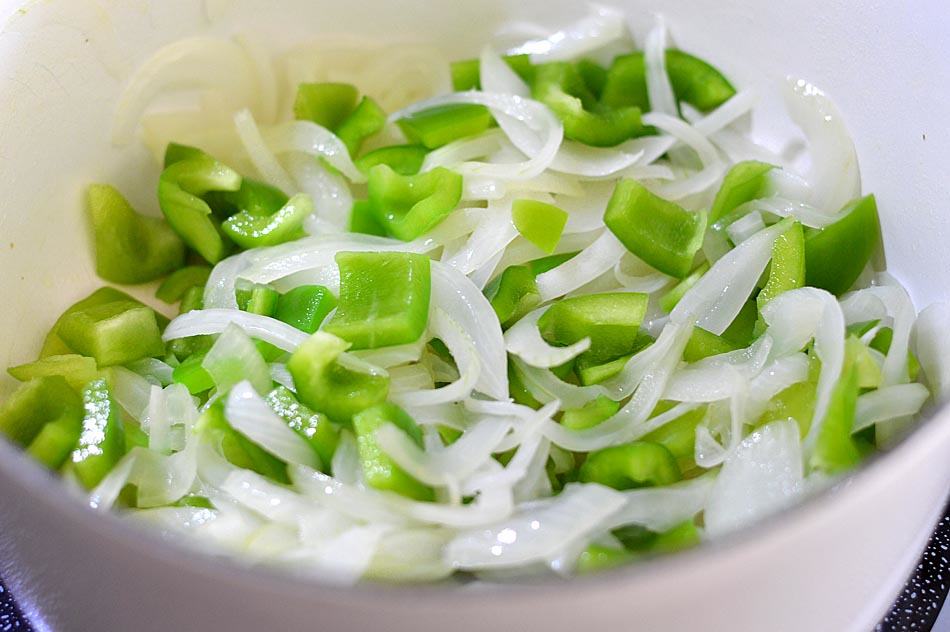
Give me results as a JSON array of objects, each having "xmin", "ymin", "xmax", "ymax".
[
  {"xmin": 846, "ymin": 335, "xmax": 882, "ymax": 389},
  {"xmin": 197, "ymin": 399, "xmax": 288, "ymax": 483},
  {"xmin": 642, "ymin": 402, "xmax": 708, "ymax": 462},
  {"xmin": 756, "ymin": 381, "xmax": 816, "ymax": 437},
  {"xmin": 576, "ymin": 59, "xmax": 608, "ymax": 98},
  {"xmin": 449, "ymin": 54, "xmax": 535, "ymax": 91},
  {"xmin": 157, "ymin": 152, "xmax": 242, "ymax": 264},
  {"xmin": 352, "ymin": 403, "xmax": 434, "ymax": 501},
  {"xmin": 508, "ymin": 360, "xmax": 542, "ymax": 410},
  {"xmin": 275, "ymin": 285, "xmax": 337, "ymax": 334},
  {"xmin": 355, "ymin": 144, "xmax": 428, "ymax": 176},
  {"xmin": 528, "ymin": 251, "xmax": 580, "ymax": 275},
  {"xmin": 575, "ymin": 353, "xmax": 632, "ymax": 386},
  {"xmin": 201, "ymin": 323, "xmax": 272, "ymax": 394},
  {"xmin": 397, "ymin": 104, "xmax": 493, "ymax": 150},
  {"xmin": 804, "ymin": 195, "xmax": 881, "ymax": 295},
  {"xmin": 180, "ymin": 285, "xmax": 205, "ymax": 314},
  {"xmin": 721, "ymin": 299, "xmax": 758, "ymax": 348},
  {"xmin": 27, "ymin": 412, "xmax": 83, "ymax": 470},
  {"xmin": 868, "ymin": 327, "xmax": 921, "ymax": 382},
  {"xmin": 349, "ymin": 200, "xmax": 388, "ymax": 236},
  {"xmin": 163, "ymin": 142, "xmax": 207, "ymax": 167},
  {"xmin": 512, "ymin": 199, "xmax": 568, "ymax": 254},
  {"xmin": 0, "ymin": 376, "xmax": 82, "ymax": 453},
  {"xmin": 294, "ymin": 82, "xmax": 360, "ymax": 129},
  {"xmin": 810, "ymin": 360, "xmax": 862, "ymax": 474},
  {"xmin": 71, "ymin": 378, "xmax": 126, "ymax": 489},
  {"xmin": 532, "ymin": 62, "xmax": 644, "ymax": 147},
  {"xmin": 577, "ymin": 545, "xmax": 633, "ymax": 574},
  {"xmin": 660, "ymin": 262, "xmax": 709, "ymax": 313},
  {"xmin": 651, "ymin": 520, "xmax": 701, "ymax": 554},
  {"xmin": 8, "ymin": 354, "xmax": 98, "ymax": 392},
  {"xmin": 171, "ymin": 353, "xmax": 215, "ymax": 395},
  {"xmin": 601, "ymin": 50, "xmax": 736, "ymax": 113},
  {"xmin": 561, "ymin": 395, "xmax": 620, "ymax": 430},
  {"xmin": 155, "ymin": 266, "xmax": 212, "ymax": 304},
  {"xmin": 367, "ymin": 164, "xmax": 462, "ymax": 241},
  {"xmin": 245, "ymin": 286, "xmax": 280, "ymax": 317},
  {"xmin": 169, "ymin": 286, "xmax": 213, "ymax": 361},
  {"xmin": 324, "ymin": 251, "xmax": 430, "ymax": 349},
  {"xmin": 266, "ymin": 386, "xmax": 340, "ymax": 471},
  {"xmin": 222, "ymin": 193, "xmax": 312, "ymax": 250},
  {"xmin": 336, "ymin": 96, "xmax": 386, "ymax": 156},
  {"xmin": 604, "ymin": 179, "xmax": 707, "ymax": 278},
  {"xmin": 40, "ymin": 287, "xmax": 137, "ymax": 358},
  {"xmin": 87, "ymin": 184, "xmax": 185, "ymax": 284},
  {"xmin": 538, "ymin": 292, "xmax": 649, "ymax": 362},
  {"xmin": 484, "ymin": 265, "xmax": 542, "ymax": 329},
  {"xmin": 683, "ymin": 327, "xmax": 739, "ymax": 363},
  {"xmin": 58, "ymin": 301, "xmax": 165, "ymax": 367},
  {"xmin": 204, "ymin": 177, "xmax": 290, "ymax": 220},
  {"xmin": 709, "ymin": 161, "xmax": 775, "ymax": 223},
  {"xmin": 287, "ymin": 332, "xmax": 390, "ymax": 424},
  {"xmin": 758, "ymin": 220, "xmax": 805, "ymax": 312},
  {"xmin": 579, "ymin": 441, "xmax": 681, "ymax": 490}
]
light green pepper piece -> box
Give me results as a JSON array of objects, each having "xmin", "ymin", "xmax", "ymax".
[
  {"xmin": 71, "ymin": 378, "xmax": 126, "ymax": 488},
  {"xmin": 353, "ymin": 403, "xmax": 434, "ymax": 501},
  {"xmin": 579, "ymin": 441, "xmax": 681, "ymax": 490},
  {"xmin": 367, "ymin": 164, "xmax": 463, "ymax": 241}
]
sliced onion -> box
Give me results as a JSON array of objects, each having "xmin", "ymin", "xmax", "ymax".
[
  {"xmin": 506, "ymin": 5, "xmax": 627, "ymax": 62},
  {"xmin": 262, "ymin": 120, "xmax": 365, "ymax": 183},
  {"xmin": 227, "ymin": 381, "xmax": 320, "ymax": 468},
  {"xmin": 164, "ymin": 309, "xmax": 309, "ymax": 352},
  {"xmin": 854, "ymin": 383, "xmax": 930, "ymax": 433},
  {"xmin": 351, "ymin": 338, "xmax": 426, "ymax": 369},
  {"xmin": 505, "ymin": 307, "xmax": 590, "ymax": 369},
  {"xmin": 726, "ymin": 211, "xmax": 766, "ymax": 245},
  {"xmin": 444, "ymin": 199, "xmax": 519, "ymax": 275},
  {"xmin": 704, "ymin": 419, "xmax": 804, "ymax": 538},
  {"xmin": 536, "ymin": 230, "xmax": 627, "ymax": 300},
  {"xmin": 643, "ymin": 18, "xmax": 678, "ymax": 117},
  {"xmin": 234, "ymin": 109, "xmax": 297, "ymax": 193},
  {"xmin": 602, "ymin": 475, "xmax": 714, "ymax": 533},
  {"xmin": 283, "ymin": 152, "xmax": 352, "ymax": 233},
  {"xmin": 204, "ymin": 251, "xmax": 255, "ymax": 310},
  {"xmin": 914, "ymin": 303, "xmax": 950, "ymax": 404}
]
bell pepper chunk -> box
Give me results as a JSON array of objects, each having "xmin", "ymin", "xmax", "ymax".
[
  {"xmin": 337, "ymin": 96, "xmax": 386, "ymax": 156},
  {"xmin": 508, "ymin": 360, "xmax": 542, "ymax": 410},
  {"xmin": 561, "ymin": 395, "xmax": 621, "ymax": 430},
  {"xmin": 57, "ymin": 300, "xmax": 165, "ymax": 367},
  {"xmin": 172, "ymin": 353, "xmax": 215, "ymax": 395},
  {"xmin": 810, "ymin": 361, "xmax": 862, "ymax": 474},
  {"xmin": 512, "ymin": 199, "xmax": 568, "ymax": 254},
  {"xmin": 201, "ymin": 323, "xmax": 272, "ymax": 394},
  {"xmin": 660, "ymin": 262, "xmax": 709, "ymax": 313},
  {"xmin": 601, "ymin": 50, "xmax": 736, "ymax": 113},
  {"xmin": 576, "ymin": 59, "xmax": 608, "ymax": 98},
  {"xmin": 449, "ymin": 54, "xmax": 535, "ymax": 91},
  {"xmin": 397, "ymin": 103, "xmax": 493, "ymax": 149},
  {"xmin": 485, "ymin": 265, "xmax": 541, "ymax": 329},
  {"xmin": 244, "ymin": 286, "xmax": 279, "ymax": 317},
  {"xmin": 324, "ymin": 251, "xmax": 431, "ymax": 350},
  {"xmin": 0, "ymin": 376, "xmax": 83, "ymax": 453},
  {"xmin": 577, "ymin": 545, "xmax": 633, "ymax": 574},
  {"xmin": 87, "ymin": 184, "xmax": 185, "ymax": 284},
  {"xmin": 155, "ymin": 265, "xmax": 212, "ymax": 304},
  {"xmin": 157, "ymin": 151, "xmax": 242, "ymax": 264},
  {"xmin": 266, "ymin": 386, "xmax": 340, "ymax": 471},
  {"xmin": 604, "ymin": 179, "xmax": 707, "ymax": 278},
  {"xmin": 804, "ymin": 195, "xmax": 881, "ymax": 295},
  {"xmin": 197, "ymin": 399, "xmax": 288, "ymax": 483},
  {"xmin": 287, "ymin": 332, "xmax": 390, "ymax": 424},
  {"xmin": 367, "ymin": 164, "xmax": 462, "ymax": 241},
  {"xmin": 756, "ymin": 381, "xmax": 817, "ymax": 437},
  {"xmin": 275, "ymin": 285, "xmax": 337, "ymax": 335},
  {"xmin": 538, "ymin": 292, "xmax": 649, "ymax": 362},
  {"xmin": 532, "ymin": 62, "xmax": 644, "ymax": 147},
  {"xmin": 8, "ymin": 354, "xmax": 98, "ymax": 391},
  {"xmin": 205, "ymin": 177, "xmax": 289, "ymax": 220},
  {"xmin": 71, "ymin": 378, "xmax": 126, "ymax": 489},
  {"xmin": 683, "ymin": 328, "xmax": 738, "ymax": 363},
  {"xmin": 758, "ymin": 220, "xmax": 805, "ymax": 311},
  {"xmin": 349, "ymin": 200, "xmax": 387, "ymax": 236},
  {"xmin": 352, "ymin": 403, "xmax": 434, "ymax": 501},
  {"xmin": 709, "ymin": 161, "xmax": 775, "ymax": 223},
  {"xmin": 579, "ymin": 441, "xmax": 681, "ymax": 490},
  {"xmin": 642, "ymin": 402, "xmax": 708, "ymax": 462},
  {"xmin": 222, "ymin": 193, "xmax": 313, "ymax": 250},
  {"xmin": 294, "ymin": 82, "xmax": 360, "ymax": 129},
  {"xmin": 355, "ymin": 144, "xmax": 428, "ymax": 176}
]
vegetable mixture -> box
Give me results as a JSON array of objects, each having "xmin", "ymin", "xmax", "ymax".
[{"xmin": 2, "ymin": 6, "xmax": 948, "ymax": 584}]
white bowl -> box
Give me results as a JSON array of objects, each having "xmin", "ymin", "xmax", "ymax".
[{"xmin": 0, "ymin": 1, "xmax": 948, "ymax": 630}]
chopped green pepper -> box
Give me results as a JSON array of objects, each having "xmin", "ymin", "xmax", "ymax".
[
  {"xmin": 324, "ymin": 251, "xmax": 431, "ymax": 350},
  {"xmin": 561, "ymin": 395, "xmax": 620, "ymax": 430},
  {"xmin": 642, "ymin": 403, "xmax": 708, "ymax": 462},
  {"xmin": 8, "ymin": 354, "xmax": 98, "ymax": 392},
  {"xmin": 71, "ymin": 378, "xmax": 126, "ymax": 489},
  {"xmin": 0, "ymin": 377, "xmax": 82, "ymax": 457},
  {"xmin": 275, "ymin": 285, "xmax": 337, "ymax": 334},
  {"xmin": 355, "ymin": 144, "xmax": 428, "ymax": 176},
  {"xmin": 538, "ymin": 292, "xmax": 649, "ymax": 362},
  {"xmin": 266, "ymin": 386, "xmax": 340, "ymax": 470},
  {"xmin": 512, "ymin": 199, "xmax": 568, "ymax": 254},
  {"xmin": 352, "ymin": 403, "xmax": 434, "ymax": 501},
  {"xmin": 222, "ymin": 194, "xmax": 312, "ymax": 250},
  {"xmin": 604, "ymin": 179, "xmax": 707, "ymax": 278},
  {"xmin": 532, "ymin": 62, "xmax": 644, "ymax": 147},
  {"xmin": 601, "ymin": 50, "xmax": 736, "ymax": 113},
  {"xmin": 810, "ymin": 360, "xmax": 862, "ymax": 474},
  {"xmin": 758, "ymin": 220, "xmax": 805, "ymax": 311},
  {"xmin": 171, "ymin": 353, "xmax": 215, "ymax": 395},
  {"xmin": 683, "ymin": 328, "xmax": 738, "ymax": 363},
  {"xmin": 397, "ymin": 104, "xmax": 494, "ymax": 149},
  {"xmin": 336, "ymin": 96, "xmax": 386, "ymax": 156},
  {"xmin": 40, "ymin": 287, "xmax": 138, "ymax": 358},
  {"xmin": 367, "ymin": 164, "xmax": 463, "ymax": 241},
  {"xmin": 157, "ymin": 150, "xmax": 242, "ymax": 264},
  {"xmin": 484, "ymin": 265, "xmax": 541, "ymax": 329},
  {"xmin": 155, "ymin": 266, "xmax": 212, "ymax": 304},
  {"xmin": 245, "ymin": 286, "xmax": 280, "ymax": 317},
  {"xmin": 804, "ymin": 195, "xmax": 881, "ymax": 295},
  {"xmin": 576, "ymin": 59, "xmax": 608, "ymax": 98},
  {"xmin": 508, "ymin": 360, "xmax": 542, "ymax": 410},
  {"xmin": 204, "ymin": 177, "xmax": 289, "ymax": 220},
  {"xmin": 660, "ymin": 262, "xmax": 709, "ymax": 313},
  {"xmin": 198, "ymin": 399, "xmax": 288, "ymax": 483},
  {"xmin": 449, "ymin": 54, "xmax": 535, "ymax": 91},
  {"xmin": 57, "ymin": 300, "xmax": 165, "ymax": 367},
  {"xmin": 87, "ymin": 184, "xmax": 185, "ymax": 284},
  {"xmin": 287, "ymin": 332, "xmax": 390, "ymax": 424},
  {"xmin": 579, "ymin": 441, "xmax": 681, "ymax": 490},
  {"xmin": 575, "ymin": 352, "xmax": 633, "ymax": 386},
  {"xmin": 349, "ymin": 200, "xmax": 388, "ymax": 236},
  {"xmin": 708, "ymin": 161, "xmax": 774, "ymax": 223},
  {"xmin": 294, "ymin": 82, "xmax": 360, "ymax": 129},
  {"xmin": 577, "ymin": 545, "xmax": 633, "ymax": 574}
]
